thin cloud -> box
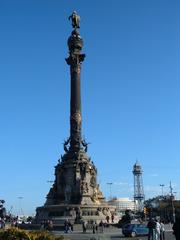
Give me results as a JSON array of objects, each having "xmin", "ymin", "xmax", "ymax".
[
  {"xmin": 113, "ymin": 181, "xmax": 130, "ymax": 186},
  {"xmin": 149, "ymin": 173, "xmax": 159, "ymax": 177}
]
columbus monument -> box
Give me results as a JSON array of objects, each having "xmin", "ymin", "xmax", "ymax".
[{"xmin": 36, "ymin": 12, "xmax": 115, "ymax": 224}]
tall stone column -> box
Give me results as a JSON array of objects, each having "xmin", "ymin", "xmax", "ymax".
[
  {"xmin": 65, "ymin": 18, "xmax": 85, "ymax": 153},
  {"xmin": 35, "ymin": 12, "xmax": 115, "ymax": 223}
]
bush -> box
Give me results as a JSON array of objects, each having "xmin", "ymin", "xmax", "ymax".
[
  {"xmin": 0, "ymin": 228, "xmax": 30, "ymax": 240},
  {"xmin": 0, "ymin": 228, "xmax": 68, "ymax": 240}
]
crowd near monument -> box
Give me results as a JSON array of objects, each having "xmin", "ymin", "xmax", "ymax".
[{"xmin": 35, "ymin": 12, "xmax": 115, "ymax": 224}]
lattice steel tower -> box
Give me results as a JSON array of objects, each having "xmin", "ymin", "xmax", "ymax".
[{"xmin": 133, "ymin": 161, "xmax": 145, "ymax": 212}]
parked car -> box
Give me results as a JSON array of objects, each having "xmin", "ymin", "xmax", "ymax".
[{"xmin": 122, "ymin": 223, "xmax": 149, "ymax": 237}]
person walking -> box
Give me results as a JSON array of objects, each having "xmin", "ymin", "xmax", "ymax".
[
  {"xmin": 147, "ymin": 218, "xmax": 156, "ymax": 240},
  {"xmin": 92, "ymin": 221, "xmax": 97, "ymax": 234},
  {"xmin": 99, "ymin": 220, "xmax": 104, "ymax": 233},
  {"xmin": 106, "ymin": 215, "xmax": 110, "ymax": 224},
  {"xmin": 173, "ymin": 217, "xmax": 180, "ymax": 240},
  {"xmin": 111, "ymin": 214, "xmax": 114, "ymax": 223},
  {"xmin": 64, "ymin": 219, "xmax": 69, "ymax": 233},
  {"xmin": 82, "ymin": 220, "xmax": 87, "ymax": 233},
  {"xmin": 160, "ymin": 220, "xmax": 165, "ymax": 240},
  {"xmin": 48, "ymin": 220, "xmax": 53, "ymax": 231},
  {"xmin": 155, "ymin": 219, "xmax": 161, "ymax": 240},
  {"xmin": 69, "ymin": 221, "xmax": 73, "ymax": 232}
]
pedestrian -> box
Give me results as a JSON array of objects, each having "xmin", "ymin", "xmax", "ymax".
[
  {"xmin": 173, "ymin": 217, "xmax": 180, "ymax": 240},
  {"xmin": 82, "ymin": 220, "xmax": 87, "ymax": 233},
  {"xmin": 155, "ymin": 219, "xmax": 161, "ymax": 240},
  {"xmin": 69, "ymin": 221, "xmax": 73, "ymax": 232},
  {"xmin": 64, "ymin": 219, "xmax": 69, "ymax": 233},
  {"xmin": 160, "ymin": 220, "xmax": 165, "ymax": 240},
  {"xmin": 111, "ymin": 214, "xmax": 114, "ymax": 223},
  {"xmin": 99, "ymin": 220, "xmax": 104, "ymax": 233},
  {"xmin": 95, "ymin": 222, "xmax": 98, "ymax": 233},
  {"xmin": 48, "ymin": 220, "xmax": 53, "ymax": 231},
  {"xmin": 147, "ymin": 218, "xmax": 156, "ymax": 240},
  {"xmin": 92, "ymin": 221, "xmax": 97, "ymax": 234},
  {"xmin": 44, "ymin": 220, "xmax": 49, "ymax": 230},
  {"xmin": 40, "ymin": 220, "xmax": 45, "ymax": 229},
  {"xmin": 106, "ymin": 215, "xmax": 110, "ymax": 224}
]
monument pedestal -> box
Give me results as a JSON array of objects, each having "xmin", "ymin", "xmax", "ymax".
[
  {"xmin": 36, "ymin": 149, "xmax": 115, "ymax": 223},
  {"xmin": 36, "ymin": 204, "xmax": 115, "ymax": 224}
]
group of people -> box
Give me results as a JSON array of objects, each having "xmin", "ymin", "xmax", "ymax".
[
  {"xmin": 147, "ymin": 218, "xmax": 165, "ymax": 240},
  {"xmin": 106, "ymin": 214, "xmax": 114, "ymax": 223},
  {"xmin": 82, "ymin": 220, "xmax": 106, "ymax": 234},
  {"xmin": 40, "ymin": 219, "xmax": 53, "ymax": 231},
  {"xmin": 147, "ymin": 216, "xmax": 180, "ymax": 240}
]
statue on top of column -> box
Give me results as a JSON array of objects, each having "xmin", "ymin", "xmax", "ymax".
[{"xmin": 68, "ymin": 11, "xmax": 80, "ymax": 29}]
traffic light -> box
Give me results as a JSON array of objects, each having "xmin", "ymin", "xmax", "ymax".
[{"xmin": 144, "ymin": 207, "xmax": 147, "ymax": 215}]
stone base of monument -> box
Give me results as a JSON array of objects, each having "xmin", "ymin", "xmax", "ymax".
[{"xmin": 35, "ymin": 203, "xmax": 116, "ymax": 225}]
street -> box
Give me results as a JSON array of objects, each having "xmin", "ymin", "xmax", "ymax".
[{"xmin": 53, "ymin": 225, "xmax": 176, "ymax": 240}]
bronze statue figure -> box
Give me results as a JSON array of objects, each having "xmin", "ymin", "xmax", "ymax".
[{"xmin": 68, "ymin": 11, "xmax": 80, "ymax": 29}]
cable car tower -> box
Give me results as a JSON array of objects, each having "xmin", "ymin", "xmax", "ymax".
[{"xmin": 133, "ymin": 161, "xmax": 145, "ymax": 212}]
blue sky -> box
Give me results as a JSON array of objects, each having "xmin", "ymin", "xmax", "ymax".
[{"xmin": 0, "ymin": 0, "xmax": 179, "ymax": 216}]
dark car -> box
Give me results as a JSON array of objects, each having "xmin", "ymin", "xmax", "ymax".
[{"xmin": 122, "ymin": 223, "xmax": 149, "ymax": 237}]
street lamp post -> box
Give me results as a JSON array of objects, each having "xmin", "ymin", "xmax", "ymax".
[
  {"xmin": 18, "ymin": 197, "xmax": 23, "ymax": 216},
  {"xmin": 170, "ymin": 181, "xmax": 175, "ymax": 223},
  {"xmin": 107, "ymin": 182, "xmax": 113, "ymax": 200},
  {"xmin": 160, "ymin": 184, "xmax": 165, "ymax": 196}
]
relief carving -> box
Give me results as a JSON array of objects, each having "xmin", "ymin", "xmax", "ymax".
[{"xmin": 80, "ymin": 181, "xmax": 89, "ymax": 194}]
